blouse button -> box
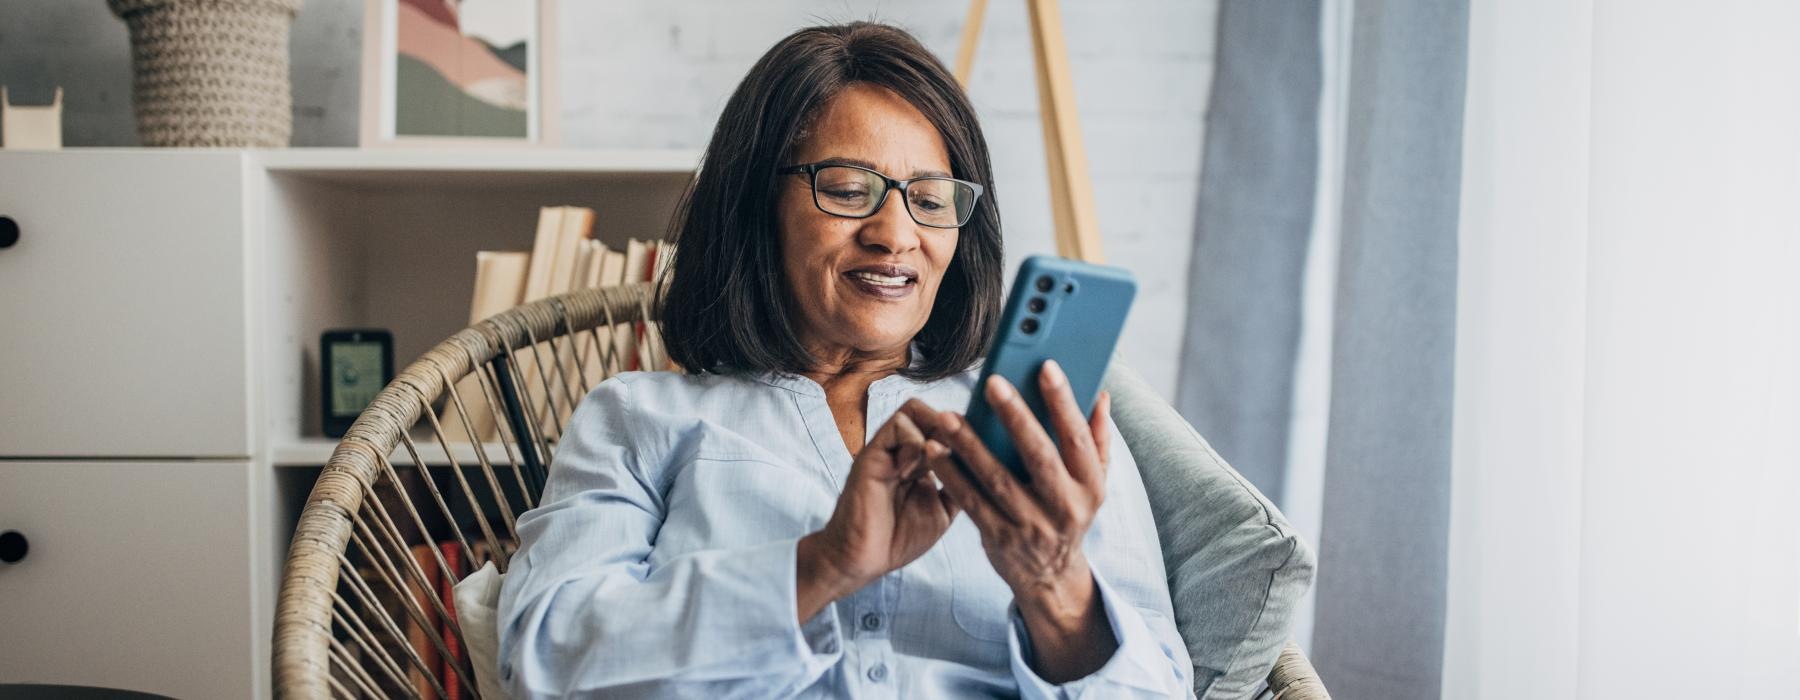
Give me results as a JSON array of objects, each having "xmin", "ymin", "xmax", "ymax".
[
  {"xmin": 861, "ymin": 612, "xmax": 883, "ymax": 631},
  {"xmin": 867, "ymin": 663, "xmax": 889, "ymax": 683}
]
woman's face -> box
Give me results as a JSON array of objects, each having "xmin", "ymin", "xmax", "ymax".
[{"xmin": 778, "ymin": 83, "xmax": 960, "ymax": 362}]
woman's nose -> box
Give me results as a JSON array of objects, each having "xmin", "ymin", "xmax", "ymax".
[{"xmin": 858, "ymin": 191, "xmax": 922, "ymax": 254}]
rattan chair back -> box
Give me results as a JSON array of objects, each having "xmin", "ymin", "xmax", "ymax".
[{"xmin": 271, "ymin": 282, "xmax": 1328, "ymax": 699}]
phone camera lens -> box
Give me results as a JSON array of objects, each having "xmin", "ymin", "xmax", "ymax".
[
  {"xmin": 1027, "ymin": 297, "xmax": 1047, "ymax": 313},
  {"xmin": 1020, "ymin": 318, "xmax": 1040, "ymax": 334},
  {"xmin": 1035, "ymin": 276, "xmax": 1055, "ymax": 292}
]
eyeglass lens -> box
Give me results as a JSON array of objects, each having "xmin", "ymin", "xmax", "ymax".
[{"xmin": 811, "ymin": 166, "xmax": 975, "ymax": 228}]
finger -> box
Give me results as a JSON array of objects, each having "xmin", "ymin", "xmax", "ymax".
[
  {"xmin": 905, "ymin": 470, "xmax": 960, "ymax": 526},
  {"xmin": 934, "ymin": 408, "xmax": 1046, "ymax": 523},
  {"xmin": 896, "ymin": 398, "xmax": 944, "ymax": 439},
  {"xmin": 985, "ymin": 373, "xmax": 1080, "ymax": 510},
  {"xmin": 889, "ymin": 411, "xmax": 926, "ymax": 479},
  {"xmin": 1090, "ymin": 391, "xmax": 1112, "ymax": 468},
  {"xmin": 921, "ymin": 442, "xmax": 964, "ymax": 521},
  {"xmin": 897, "ymin": 474, "xmax": 937, "ymax": 520},
  {"xmin": 1080, "ymin": 390, "xmax": 1108, "ymax": 493},
  {"xmin": 937, "ymin": 485, "xmax": 962, "ymax": 521},
  {"xmin": 901, "ymin": 461, "xmax": 956, "ymax": 515},
  {"xmin": 894, "ymin": 400, "xmax": 942, "ymax": 479},
  {"xmin": 924, "ymin": 438, "xmax": 1012, "ymax": 532},
  {"xmin": 1037, "ymin": 360, "xmax": 1105, "ymax": 493}
]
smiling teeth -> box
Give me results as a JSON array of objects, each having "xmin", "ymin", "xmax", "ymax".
[{"xmin": 851, "ymin": 272, "xmax": 911, "ymax": 286}]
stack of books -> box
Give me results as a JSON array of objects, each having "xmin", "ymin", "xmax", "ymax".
[
  {"xmin": 351, "ymin": 537, "xmax": 515, "ymax": 700},
  {"xmin": 439, "ymin": 205, "xmax": 673, "ymax": 443}
]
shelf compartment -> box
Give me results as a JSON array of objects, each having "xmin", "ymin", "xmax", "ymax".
[{"xmin": 256, "ymin": 151, "xmax": 695, "ymax": 448}]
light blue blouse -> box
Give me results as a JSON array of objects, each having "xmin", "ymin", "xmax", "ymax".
[{"xmin": 498, "ymin": 366, "xmax": 1195, "ymax": 699}]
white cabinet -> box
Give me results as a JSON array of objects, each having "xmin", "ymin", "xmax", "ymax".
[
  {"xmin": 0, "ymin": 152, "xmax": 251, "ymax": 458},
  {"xmin": 0, "ymin": 461, "xmax": 256, "ymax": 699},
  {"xmin": 0, "ymin": 148, "xmax": 697, "ymax": 698}
]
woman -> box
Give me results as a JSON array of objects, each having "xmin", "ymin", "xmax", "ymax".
[{"xmin": 499, "ymin": 22, "xmax": 1193, "ymax": 698}]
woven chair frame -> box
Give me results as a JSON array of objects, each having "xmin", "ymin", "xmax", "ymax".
[{"xmin": 272, "ymin": 281, "xmax": 1328, "ymax": 699}]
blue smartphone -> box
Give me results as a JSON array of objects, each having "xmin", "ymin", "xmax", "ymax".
[{"xmin": 964, "ymin": 255, "xmax": 1137, "ymax": 479}]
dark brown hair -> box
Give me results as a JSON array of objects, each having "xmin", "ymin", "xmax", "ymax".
[{"xmin": 657, "ymin": 22, "xmax": 1004, "ymax": 381}]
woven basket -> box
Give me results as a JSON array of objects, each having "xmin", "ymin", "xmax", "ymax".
[{"xmin": 109, "ymin": 0, "xmax": 303, "ymax": 147}]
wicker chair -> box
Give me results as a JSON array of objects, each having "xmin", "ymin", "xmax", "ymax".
[{"xmin": 273, "ymin": 282, "xmax": 1328, "ymax": 699}]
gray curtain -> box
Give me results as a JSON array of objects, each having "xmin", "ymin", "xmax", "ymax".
[
  {"xmin": 1176, "ymin": 0, "xmax": 1321, "ymax": 501},
  {"xmin": 1310, "ymin": 1, "xmax": 1466, "ymax": 697},
  {"xmin": 1178, "ymin": 1, "xmax": 1467, "ymax": 698}
]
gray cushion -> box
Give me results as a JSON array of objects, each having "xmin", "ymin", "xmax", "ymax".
[{"xmin": 1105, "ymin": 363, "xmax": 1316, "ymax": 699}]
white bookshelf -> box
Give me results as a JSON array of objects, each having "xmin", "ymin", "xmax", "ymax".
[
  {"xmin": 0, "ymin": 148, "xmax": 698, "ymax": 699},
  {"xmin": 256, "ymin": 147, "xmax": 700, "ymax": 175},
  {"xmin": 256, "ymin": 147, "xmax": 698, "ymax": 458}
]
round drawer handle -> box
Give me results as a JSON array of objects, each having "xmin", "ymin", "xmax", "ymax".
[
  {"xmin": 0, "ymin": 530, "xmax": 27, "ymax": 563},
  {"xmin": 0, "ymin": 216, "xmax": 17, "ymax": 249}
]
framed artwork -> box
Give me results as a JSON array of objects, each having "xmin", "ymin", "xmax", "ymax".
[{"xmin": 360, "ymin": 0, "xmax": 560, "ymax": 147}]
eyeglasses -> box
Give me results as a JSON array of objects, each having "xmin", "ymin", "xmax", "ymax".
[{"xmin": 779, "ymin": 162, "xmax": 985, "ymax": 229}]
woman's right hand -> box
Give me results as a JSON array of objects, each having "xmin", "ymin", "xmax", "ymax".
[{"xmin": 796, "ymin": 399, "xmax": 959, "ymax": 622}]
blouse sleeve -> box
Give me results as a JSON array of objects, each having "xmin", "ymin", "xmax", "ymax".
[
  {"xmin": 497, "ymin": 377, "xmax": 843, "ymax": 699},
  {"xmin": 1005, "ymin": 569, "xmax": 1197, "ymax": 699}
]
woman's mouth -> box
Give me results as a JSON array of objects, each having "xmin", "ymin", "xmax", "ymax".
[{"xmin": 843, "ymin": 264, "xmax": 919, "ymax": 299}]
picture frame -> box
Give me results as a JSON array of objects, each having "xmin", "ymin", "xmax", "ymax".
[{"xmin": 359, "ymin": 0, "xmax": 560, "ymax": 147}]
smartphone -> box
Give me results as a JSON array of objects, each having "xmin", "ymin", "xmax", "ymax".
[{"xmin": 964, "ymin": 255, "xmax": 1136, "ymax": 478}]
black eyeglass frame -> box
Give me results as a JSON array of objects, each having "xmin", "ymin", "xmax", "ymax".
[{"xmin": 778, "ymin": 162, "xmax": 986, "ymax": 229}]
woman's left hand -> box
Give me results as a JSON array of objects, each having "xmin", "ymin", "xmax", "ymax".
[{"xmin": 923, "ymin": 359, "xmax": 1118, "ymax": 682}]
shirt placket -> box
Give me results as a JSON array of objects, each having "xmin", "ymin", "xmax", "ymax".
[
  {"xmin": 848, "ymin": 570, "xmax": 900, "ymax": 697},
  {"xmin": 790, "ymin": 384, "xmax": 850, "ymax": 491},
  {"xmin": 855, "ymin": 385, "xmax": 902, "ymax": 698}
]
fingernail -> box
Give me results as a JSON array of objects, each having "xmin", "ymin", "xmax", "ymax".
[
  {"xmin": 938, "ymin": 412, "xmax": 961, "ymax": 433},
  {"xmin": 924, "ymin": 439, "xmax": 945, "ymax": 457},
  {"xmin": 986, "ymin": 374, "xmax": 1015, "ymax": 401},
  {"xmin": 1042, "ymin": 360, "xmax": 1065, "ymax": 387}
]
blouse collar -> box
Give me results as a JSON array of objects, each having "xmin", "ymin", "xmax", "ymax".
[{"xmin": 751, "ymin": 342, "xmax": 930, "ymax": 398}]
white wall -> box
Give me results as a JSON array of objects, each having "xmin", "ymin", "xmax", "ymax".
[{"xmin": 0, "ymin": 0, "xmax": 1217, "ymax": 394}]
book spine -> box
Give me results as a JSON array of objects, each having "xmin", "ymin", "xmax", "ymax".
[
  {"xmin": 438, "ymin": 541, "xmax": 466, "ymax": 700},
  {"xmin": 407, "ymin": 543, "xmax": 441, "ymax": 699}
]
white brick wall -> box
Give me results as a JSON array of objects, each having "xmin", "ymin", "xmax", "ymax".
[{"xmin": 0, "ymin": 0, "xmax": 1216, "ymax": 395}]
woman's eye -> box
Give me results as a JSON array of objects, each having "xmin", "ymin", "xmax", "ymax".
[
  {"xmin": 822, "ymin": 188, "xmax": 869, "ymax": 202},
  {"xmin": 911, "ymin": 195, "xmax": 947, "ymax": 211}
]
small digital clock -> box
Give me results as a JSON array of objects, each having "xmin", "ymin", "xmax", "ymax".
[{"xmin": 320, "ymin": 329, "xmax": 394, "ymax": 438}]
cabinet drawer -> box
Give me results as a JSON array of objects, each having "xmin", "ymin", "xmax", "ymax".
[
  {"xmin": 0, "ymin": 461, "xmax": 255, "ymax": 698},
  {"xmin": 0, "ymin": 152, "xmax": 250, "ymax": 457}
]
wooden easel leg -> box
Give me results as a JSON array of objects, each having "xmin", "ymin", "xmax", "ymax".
[
  {"xmin": 1026, "ymin": 0, "xmax": 1105, "ymax": 263},
  {"xmin": 955, "ymin": 0, "xmax": 1105, "ymax": 263},
  {"xmin": 955, "ymin": 0, "xmax": 990, "ymax": 87}
]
